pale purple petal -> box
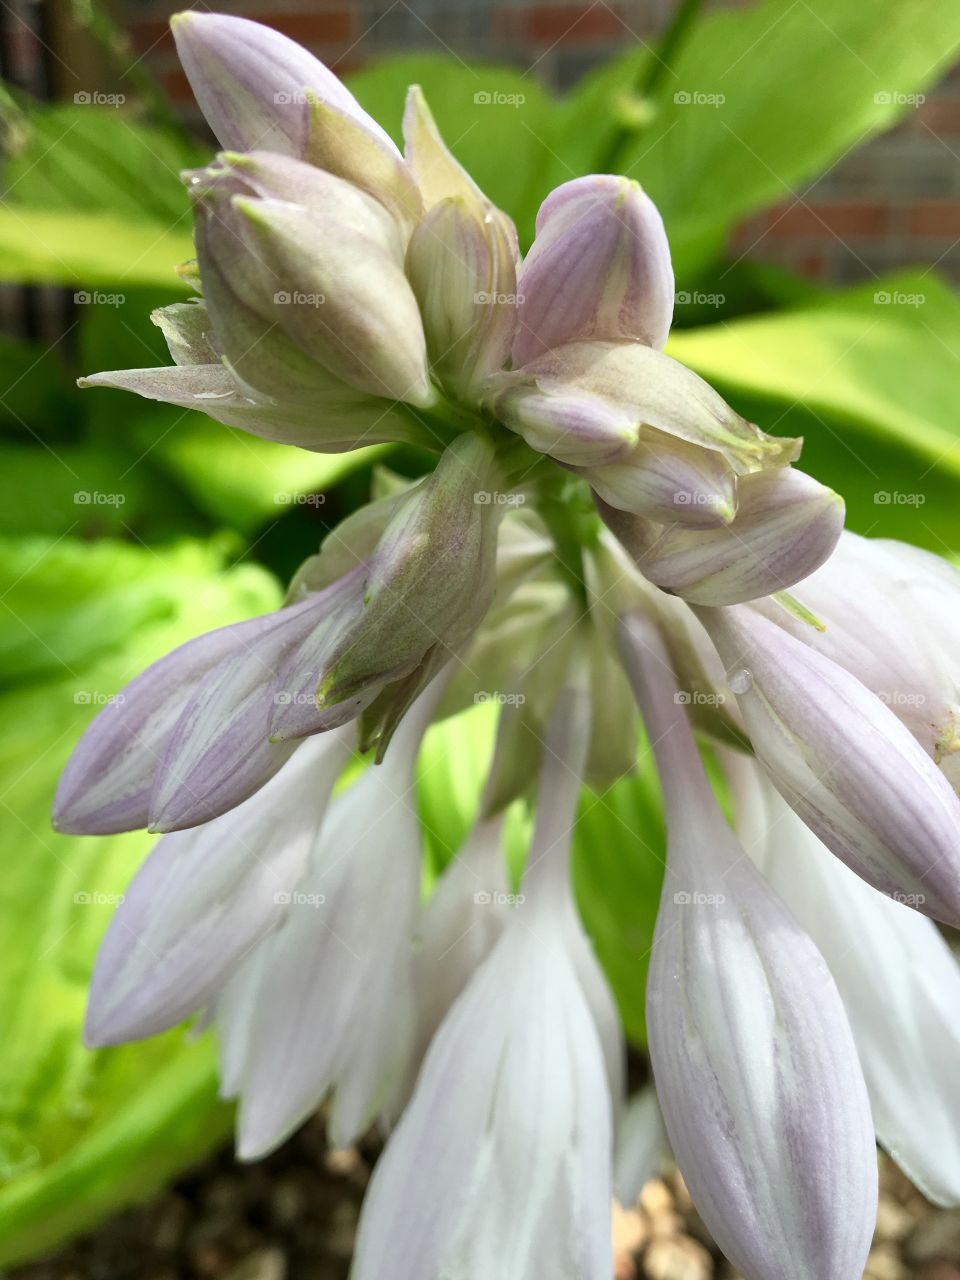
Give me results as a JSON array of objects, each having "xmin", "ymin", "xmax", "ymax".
[
  {"xmin": 514, "ymin": 175, "xmax": 674, "ymax": 366},
  {"xmin": 53, "ymin": 612, "xmax": 277, "ymax": 835}
]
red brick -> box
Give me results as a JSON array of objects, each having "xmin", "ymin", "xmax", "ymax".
[
  {"xmin": 526, "ymin": 3, "xmax": 625, "ymax": 45},
  {"xmin": 162, "ymin": 69, "xmax": 195, "ymax": 105},
  {"xmin": 128, "ymin": 19, "xmax": 174, "ymax": 54},
  {"xmin": 267, "ymin": 12, "xmax": 355, "ymax": 47},
  {"xmin": 764, "ymin": 200, "xmax": 891, "ymax": 239},
  {"xmin": 913, "ymin": 96, "xmax": 960, "ymax": 136},
  {"xmin": 908, "ymin": 201, "xmax": 960, "ymax": 237}
]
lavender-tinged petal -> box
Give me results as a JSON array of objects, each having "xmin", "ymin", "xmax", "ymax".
[
  {"xmin": 84, "ymin": 730, "xmax": 354, "ymax": 1045},
  {"xmin": 489, "ymin": 341, "xmax": 799, "ymax": 474},
  {"xmin": 147, "ymin": 598, "xmax": 324, "ymax": 832},
  {"xmin": 732, "ymin": 761, "xmax": 960, "ymax": 1207},
  {"xmin": 494, "ymin": 384, "xmax": 638, "ymax": 466},
  {"xmin": 514, "ymin": 175, "xmax": 674, "ymax": 365},
  {"xmin": 699, "ymin": 604, "xmax": 960, "ymax": 925},
  {"xmin": 624, "ymin": 467, "xmax": 845, "ymax": 605},
  {"xmin": 53, "ymin": 612, "xmax": 276, "ymax": 835},
  {"xmin": 619, "ymin": 614, "xmax": 877, "ymax": 1280},
  {"xmin": 171, "ymin": 12, "xmax": 396, "ymax": 161},
  {"xmin": 585, "ymin": 429, "xmax": 737, "ymax": 525}
]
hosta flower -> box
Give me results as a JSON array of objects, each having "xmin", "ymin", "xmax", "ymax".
[
  {"xmin": 56, "ymin": 12, "xmax": 960, "ymax": 1280},
  {"xmin": 730, "ymin": 756, "xmax": 960, "ymax": 1207},
  {"xmin": 760, "ymin": 530, "xmax": 960, "ymax": 788},
  {"xmin": 353, "ymin": 689, "xmax": 620, "ymax": 1280},
  {"xmin": 55, "ymin": 433, "xmax": 499, "ymax": 833},
  {"xmin": 618, "ymin": 613, "xmax": 877, "ymax": 1280}
]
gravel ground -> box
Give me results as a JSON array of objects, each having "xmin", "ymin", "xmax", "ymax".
[{"xmin": 4, "ymin": 1118, "xmax": 960, "ymax": 1280}]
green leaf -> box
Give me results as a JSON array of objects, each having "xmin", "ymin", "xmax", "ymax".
[
  {"xmin": 143, "ymin": 414, "xmax": 390, "ymax": 534},
  {"xmin": 346, "ymin": 55, "xmax": 556, "ymax": 244},
  {"xmin": 0, "ymin": 537, "xmax": 280, "ymax": 1264},
  {"xmin": 667, "ymin": 270, "xmax": 960, "ymax": 550},
  {"xmin": 0, "ymin": 208, "xmax": 194, "ymax": 289},
  {"xmin": 556, "ymin": 0, "xmax": 960, "ymax": 276}
]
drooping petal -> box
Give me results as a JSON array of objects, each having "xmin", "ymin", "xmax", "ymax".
[
  {"xmin": 513, "ymin": 175, "xmax": 674, "ymax": 365},
  {"xmin": 171, "ymin": 11, "xmax": 397, "ymax": 163},
  {"xmin": 699, "ymin": 603, "xmax": 960, "ymax": 925},
  {"xmin": 618, "ymin": 612, "xmax": 877, "ymax": 1280},
  {"xmin": 352, "ymin": 921, "xmax": 613, "ymax": 1280},
  {"xmin": 84, "ymin": 729, "xmax": 354, "ymax": 1045},
  {"xmin": 53, "ymin": 612, "xmax": 278, "ymax": 835},
  {"xmin": 488, "ymin": 341, "xmax": 799, "ymax": 474},
  {"xmin": 731, "ymin": 758, "xmax": 960, "ymax": 1207},
  {"xmin": 609, "ymin": 467, "xmax": 844, "ymax": 605},
  {"xmin": 215, "ymin": 679, "xmax": 444, "ymax": 1157},
  {"xmin": 147, "ymin": 593, "xmax": 349, "ymax": 832}
]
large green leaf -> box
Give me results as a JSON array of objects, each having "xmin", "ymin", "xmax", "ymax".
[
  {"xmin": 0, "ymin": 537, "xmax": 280, "ymax": 1265},
  {"xmin": 556, "ymin": 0, "xmax": 960, "ymax": 276},
  {"xmin": 668, "ymin": 270, "xmax": 960, "ymax": 550},
  {"xmin": 347, "ymin": 55, "xmax": 556, "ymax": 244}
]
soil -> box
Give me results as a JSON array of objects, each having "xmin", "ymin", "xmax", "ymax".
[{"xmin": 4, "ymin": 1118, "xmax": 959, "ymax": 1280}]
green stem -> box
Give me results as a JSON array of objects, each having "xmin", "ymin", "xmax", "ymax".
[{"xmin": 595, "ymin": 0, "xmax": 705, "ymax": 174}]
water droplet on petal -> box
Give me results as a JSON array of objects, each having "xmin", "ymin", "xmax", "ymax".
[{"xmin": 728, "ymin": 668, "xmax": 753, "ymax": 695}]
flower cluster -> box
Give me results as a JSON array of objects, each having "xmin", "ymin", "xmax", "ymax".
[{"xmin": 58, "ymin": 13, "xmax": 960, "ymax": 1280}]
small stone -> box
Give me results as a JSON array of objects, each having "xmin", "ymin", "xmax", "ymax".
[
  {"xmin": 612, "ymin": 1200, "xmax": 649, "ymax": 1255},
  {"xmin": 223, "ymin": 1248, "xmax": 287, "ymax": 1280},
  {"xmin": 644, "ymin": 1235, "xmax": 714, "ymax": 1280},
  {"xmin": 640, "ymin": 1178, "xmax": 675, "ymax": 1217},
  {"xmin": 906, "ymin": 1209, "xmax": 960, "ymax": 1263},
  {"xmin": 875, "ymin": 1195, "xmax": 916, "ymax": 1243},
  {"xmin": 865, "ymin": 1243, "xmax": 906, "ymax": 1280}
]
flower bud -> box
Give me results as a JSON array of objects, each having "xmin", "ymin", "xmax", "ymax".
[
  {"xmin": 698, "ymin": 603, "xmax": 960, "ymax": 925},
  {"xmin": 619, "ymin": 614, "xmax": 877, "ymax": 1280},
  {"xmin": 269, "ymin": 433, "xmax": 502, "ymax": 753},
  {"xmin": 489, "ymin": 340, "xmax": 799, "ymax": 473},
  {"xmin": 189, "ymin": 152, "xmax": 434, "ymax": 407},
  {"xmin": 513, "ymin": 175, "xmax": 674, "ymax": 366},
  {"xmin": 606, "ymin": 466, "xmax": 844, "ymax": 605},
  {"xmin": 171, "ymin": 12, "xmax": 361, "ymax": 150}
]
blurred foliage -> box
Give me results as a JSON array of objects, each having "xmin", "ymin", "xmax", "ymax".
[
  {"xmin": 0, "ymin": 538, "xmax": 279, "ymax": 1265},
  {"xmin": 0, "ymin": 0, "xmax": 958, "ymax": 1261}
]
